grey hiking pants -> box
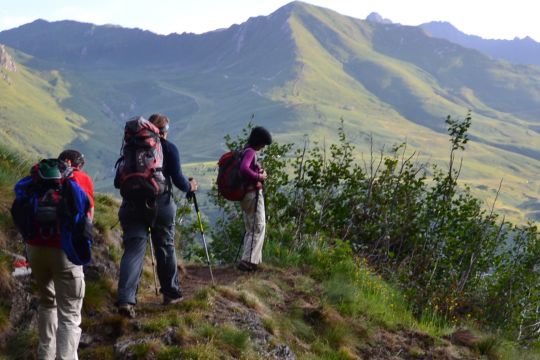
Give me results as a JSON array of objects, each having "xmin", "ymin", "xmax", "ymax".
[
  {"xmin": 117, "ymin": 194, "xmax": 182, "ymax": 305},
  {"xmin": 27, "ymin": 245, "xmax": 85, "ymax": 360},
  {"xmin": 241, "ymin": 189, "xmax": 266, "ymax": 264}
]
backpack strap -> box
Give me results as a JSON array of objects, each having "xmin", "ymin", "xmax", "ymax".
[
  {"xmin": 11, "ymin": 176, "xmax": 35, "ymax": 240},
  {"xmin": 159, "ymin": 138, "xmax": 173, "ymax": 198}
]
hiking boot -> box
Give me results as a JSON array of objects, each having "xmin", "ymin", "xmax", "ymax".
[
  {"xmin": 163, "ymin": 295, "xmax": 183, "ymax": 306},
  {"xmin": 237, "ymin": 260, "xmax": 258, "ymax": 272},
  {"xmin": 118, "ymin": 303, "xmax": 136, "ymax": 319}
]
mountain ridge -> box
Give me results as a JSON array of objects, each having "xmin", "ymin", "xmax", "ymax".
[
  {"xmin": 0, "ymin": 1, "xmax": 539, "ymax": 221},
  {"xmin": 420, "ymin": 20, "xmax": 540, "ymax": 66}
]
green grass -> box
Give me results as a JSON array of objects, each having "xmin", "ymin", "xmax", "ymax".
[
  {"xmin": 83, "ymin": 276, "xmax": 115, "ymax": 313},
  {"xmin": 265, "ymin": 240, "xmax": 451, "ymax": 337},
  {"xmin": 0, "ymin": 54, "xmax": 82, "ymax": 158},
  {"xmin": 180, "ymin": 343, "xmax": 222, "ymax": 360},
  {"xmin": 261, "ymin": 239, "xmax": 540, "ymax": 359},
  {"xmin": 79, "ymin": 346, "xmax": 116, "ymax": 360},
  {"xmin": 93, "ymin": 193, "xmax": 120, "ymax": 234},
  {"xmin": 129, "ymin": 341, "xmax": 163, "ymax": 358},
  {"xmin": 13, "ymin": 233, "xmax": 532, "ymax": 360},
  {"xmin": 141, "ymin": 315, "xmax": 181, "ymax": 333},
  {"xmin": 218, "ymin": 325, "xmax": 250, "ymax": 354},
  {"xmin": 156, "ymin": 346, "xmax": 184, "ymax": 360}
]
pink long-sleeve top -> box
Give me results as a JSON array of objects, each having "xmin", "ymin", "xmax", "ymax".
[{"xmin": 239, "ymin": 147, "xmax": 263, "ymax": 190}]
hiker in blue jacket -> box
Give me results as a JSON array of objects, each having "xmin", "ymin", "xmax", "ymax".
[
  {"xmin": 12, "ymin": 153, "xmax": 93, "ymax": 360},
  {"xmin": 116, "ymin": 113, "xmax": 197, "ymax": 318}
]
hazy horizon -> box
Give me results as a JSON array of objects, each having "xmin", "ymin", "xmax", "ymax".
[{"xmin": 0, "ymin": 0, "xmax": 538, "ymax": 42}]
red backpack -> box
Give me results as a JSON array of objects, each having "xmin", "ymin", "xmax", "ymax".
[
  {"xmin": 114, "ymin": 116, "xmax": 166, "ymax": 203},
  {"xmin": 217, "ymin": 150, "xmax": 246, "ymax": 201}
]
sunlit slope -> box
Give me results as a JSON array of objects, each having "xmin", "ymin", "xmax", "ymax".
[
  {"xmin": 266, "ymin": 3, "xmax": 540, "ymax": 220},
  {"xmin": 0, "ymin": 48, "xmax": 122, "ymax": 185},
  {"xmin": 0, "ymin": 48, "xmax": 84, "ymax": 157},
  {"xmin": 0, "ymin": 2, "xmax": 539, "ymax": 220}
]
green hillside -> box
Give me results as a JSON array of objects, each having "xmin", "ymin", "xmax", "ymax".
[
  {"xmin": 0, "ymin": 2, "xmax": 539, "ymax": 222},
  {"xmin": 0, "ymin": 45, "xmax": 82, "ymax": 157},
  {"xmin": 0, "ymin": 143, "xmax": 537, "ymax": 359},
  {"xmin": 268, "ymin": 3, "xmax": 540, "ymax": 221}
]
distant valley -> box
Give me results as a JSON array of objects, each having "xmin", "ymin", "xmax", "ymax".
[{"xmin": 0, "ymin": 1, "xmax": 539, "ymax": 222}]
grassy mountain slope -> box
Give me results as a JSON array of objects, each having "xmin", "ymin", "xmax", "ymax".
[
  {"xmin": 0, "ymin": 139, "xmax": 537, "ymax": 358},
  {"xmin": 0, "ymin": 47, "xmax": 84, "ymax": 157},
  {"xmin": 0, "ymin": 2, "xmax": 539, "ymax": 221},
  {"xmin": 270, "ymin": 3, "xmax": 540, "ymax": 221},
  {"xmin": 0, "ymin": 176, "xmax": 535, "ymax": 359}
]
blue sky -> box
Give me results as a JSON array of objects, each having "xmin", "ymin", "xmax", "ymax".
[{"xmin": 0, "ymin": 0, "xmax": 538, "ymax": 41}]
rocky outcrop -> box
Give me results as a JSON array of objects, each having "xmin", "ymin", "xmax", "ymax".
[
  {"xmin": 0, "ymin": 44, "xmax": 16, "ymax": 84},
  {"xmin": 365, "ymin": 12, "xmax": 393, "ymax": 25},
  {"xmin": 0, "ymin": 44, "xmax": 17, "ymax": 72}
]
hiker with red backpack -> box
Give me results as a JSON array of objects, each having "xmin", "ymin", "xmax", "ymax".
[
  {"xmin": 11, "ymin": 150, "xmax": 93, "ymax": 360},
  {"xmin": 236, "ymin": 126, "xmax": 272, "ymax": 272},
  {"xmin": 115, "ymin": 114, "xmax": 197, "ymax": 318}
]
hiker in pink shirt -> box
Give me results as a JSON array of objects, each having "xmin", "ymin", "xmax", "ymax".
[{"xmin": 237, "ymin": 126, "xmax": 272, "ymax": 272}]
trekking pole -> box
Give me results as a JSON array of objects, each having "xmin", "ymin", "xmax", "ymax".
[
  {"xmin": 187, "ymin": 191, "xmax": 215, "ymax": 285},
  {"xmin": 148, "ymin": 233, "xmax": 159, "ymax": 296},
  {"xmin": 234, "ymin": 235, "xmax": 243, "ymax": 263}
]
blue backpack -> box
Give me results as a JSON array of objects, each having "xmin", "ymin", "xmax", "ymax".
[{"xmin": 11, "ymin": 159, "xmax": 93, "ymax": 266}]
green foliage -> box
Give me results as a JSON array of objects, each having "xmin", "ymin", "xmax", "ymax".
[
  {"xmin": 446, "ymin": 111, "xmax": 471, "ymax": 152},
  {"xmin": 5, "ymin": 329, "xmax": 38, "ymax": 359},
  {"xmin": 174, "ymin": 193, "xmax": 214, "ymax": 263},
  {"xmin": 211, "ymin": 117, "xmax": 540, "ymax": 344}
]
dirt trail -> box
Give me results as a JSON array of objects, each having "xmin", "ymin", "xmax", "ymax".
[
  {"xmin": 135, "ymin": 263, "xmax": 247, "ymax": 307},
  {"xmin": 179, "ymin": 264, "xmax": 242, "ymax": 298}
]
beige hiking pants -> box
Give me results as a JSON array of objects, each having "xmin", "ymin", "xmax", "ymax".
[
  {"xmin": 241, "ymin": 190, "xmax": 266, "ymax": 264},
  {"xmin": 27, "ymin": 245, "xmax": 85, "ymax": 360}
]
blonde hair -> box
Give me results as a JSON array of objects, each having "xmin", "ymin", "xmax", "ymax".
[{"xmin": 148, "ymin": 114, "xmax": 170, "ymax": 136}]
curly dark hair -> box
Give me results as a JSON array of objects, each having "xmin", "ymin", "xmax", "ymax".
[{"xmin": 247, "ymin": 126, "xmax": 272, "ymax": 147}]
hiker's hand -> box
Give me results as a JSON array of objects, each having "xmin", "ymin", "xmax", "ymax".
[
  {"xmin": 258, "ymin": 170, "xmax": 268, "ymax": 181},
  {"xmin": 189, "ymin": 178, "xmax": 198, "ymax": 192}
]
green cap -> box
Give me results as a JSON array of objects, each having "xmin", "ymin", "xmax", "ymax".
[{"xmin": 37, "ymin": 159, "xmax": 62, "ymax": 180}]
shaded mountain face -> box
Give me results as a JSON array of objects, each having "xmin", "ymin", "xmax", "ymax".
[
  {"xmin": 0, "ymin": 1, "xmax": 539, "ymax": 220},
  {"xmin": 0, "ymin": 13, "xmax": 297, "ymax": 74},
  {"xmin": 420, "ymin": 21, "xmax": 540, "ymax": 66}
]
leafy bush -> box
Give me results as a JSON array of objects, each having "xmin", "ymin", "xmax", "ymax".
[{"xmin": 210, "ymin": 114, "xmax": 540, "ymax": 343}]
